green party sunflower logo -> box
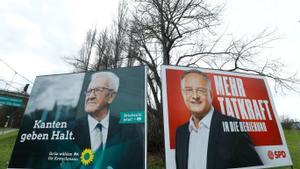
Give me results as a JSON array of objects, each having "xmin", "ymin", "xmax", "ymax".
[{"xmin": 80, "ymin": 148, "xmax": 94, "ymax": 165}]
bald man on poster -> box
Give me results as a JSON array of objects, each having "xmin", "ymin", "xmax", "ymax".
[{"xmin": 175, "ymin": 70, "xmax": 263, "ymax": 169}]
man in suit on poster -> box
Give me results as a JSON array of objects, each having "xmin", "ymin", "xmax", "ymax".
[
  {"xmin": 175, "ymin": 70, "xmax": 263, "ymax": 169},
  {"xmin": 70, "ymin": 72, "xmax": 143, "ymax": 169}
]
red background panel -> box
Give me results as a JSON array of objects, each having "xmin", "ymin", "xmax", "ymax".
[{"xmin": 166, "ymin": 69, "xmax": 282, "ymax": 149}]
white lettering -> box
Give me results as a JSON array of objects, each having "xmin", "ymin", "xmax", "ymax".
[
  {"xmin": 236, "ymin": 78, "xmax": 246, "ymax": 97},
  {"xmin": 263, "ymin": 100, "xmax": 273, "ymax": 120},
  {"xmin": 32, "ymin": 120, "xmax": 67, "ymax": 129},
  {"xmin": 223, "ymin": 77, "xmax": 231, "ymax": 96},
  {"xmin": 229, "ymin": 77, "xmax": 239, "ymax": 96},
  {"xmin": 214, "ymin": 76, "xmax": 225, "ymax": 96},
  {"xmin": 245, "ymin": 99, "xmax": 256, "ymax": 120},
  {"xmin": 237, "ymin": 99, "xmax": 249, "ymax": 120},
  {"xmin": 217, "ymin": 97, "xmax": 226, "ymax": 115},
  {"xmin": 230, "ymin": 98, "xmax": 240, "ymax": 119},
  {"xmin": 225, "ymin": 98, "xmax": 235, "ymax": 118}
]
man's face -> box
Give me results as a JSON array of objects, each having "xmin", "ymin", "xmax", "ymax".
[
  {"xmin": 84, "ymin": 77, "xmax": 116, "ymax": 116},
  {"xmin": 181, "ymin": 73, "xmax": 213, "ymax": 119}
]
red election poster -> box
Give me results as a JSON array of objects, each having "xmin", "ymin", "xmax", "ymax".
[{"xmin": 162, "ymin": 65, "xmax": 293, "ymax": 169}]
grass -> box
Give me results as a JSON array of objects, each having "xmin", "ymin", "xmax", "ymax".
[
  {"xmin": 148, "ymin": 159, "xmax": 165, "ymax": 169},
  {"xmin": 0, "ymin": 129, "xmax": 299, "ymax": 169},
  {"xmin": 279, "ymin": 129, "xmax": 300, "ymax": 168},
  {"xmin": 0, "ymin": 128, "xmax": 11, "ymax": 132},
  {"xmin": 0, "ymin": 130, "xmax": 18, "ymax": 169},
  {"xmin": 269, "ymin": 129, "xmax": 300, "ymax": 169}
]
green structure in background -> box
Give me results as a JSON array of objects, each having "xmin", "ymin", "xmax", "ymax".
[
  {"xmin": 0, "ymin": 90, "xmax": 28, "ymax": 129},
  {"xmin": 0, "ymin": 96, "xmax": 23, "ymax": 107}
]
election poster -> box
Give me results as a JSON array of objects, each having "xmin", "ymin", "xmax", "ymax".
[
  {"xmin": 8, "ymin": 66, "xmax": 147, "ymax": 169},
  {"xmin": 162, "ymin": 65, "xmax": 292, "ymax": 169}
]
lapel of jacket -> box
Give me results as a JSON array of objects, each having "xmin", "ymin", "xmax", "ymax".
[
  {"xmin": 100, "ymin": 115, "xmax": 122, "ymax": 169},
  {"xmin": 106, "ymin": 115, "xmax": 121, "ymax": 148},
  {"xmin": 76, "ymin": 116, "xmax": 91, "ymax": 150},
  {"xmin": 207, "ymin": 110, "xmax": 221, "ymax": 169},
  {"xmin": 182, "ymin": 123, "xmax": 190, "ymax": 169}
]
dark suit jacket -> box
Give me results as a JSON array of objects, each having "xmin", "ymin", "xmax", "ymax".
[
  {"xmin": 175, "ymin": 110, "xmax": 263, "ymax": 169},
  {"xmin": 70, "ymin": 114, "xmax": 144, "ymax": 169}
]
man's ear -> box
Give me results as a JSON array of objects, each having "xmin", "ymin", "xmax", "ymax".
[{"xmin": 107, "ymin": 92, "xmax": 117, "ymax": 104}]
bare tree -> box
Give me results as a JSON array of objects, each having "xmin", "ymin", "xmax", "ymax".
[
  {"xmin": 111, "ymin": 0, "xmax": 129, "ymax": 68},
  {"xmin": 67, "ymin": 0, "xmax": 139, "ymax": 72},
  {"xmin": 127, "ymin": 0, "xmax": 222, "ymax": 153},
  {"xmin": 280, "ymin": 115, "xmax": 298, "ymax": 129},
  {"xmin": 127, "ymin": 0, "xmax": 299, "ymax": 155},
  {"xmin": 65, "ymin": 28, "xmax": 97, "ymax": 72},
  {"xmin": 92, "ymin": 29, "xmax": 114, "ymax": 70},
  {"xmin": 65, "ymin": 0, "xmax": 299, "ymax": 156}
]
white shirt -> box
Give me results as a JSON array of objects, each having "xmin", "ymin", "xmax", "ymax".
[
  {"xmin": 188, "ymin": 107, "xmax": 214, "ymax": 169},
  {"xmin": 88, "ymin": 113, "xmax": 109, "ymax": 151}
]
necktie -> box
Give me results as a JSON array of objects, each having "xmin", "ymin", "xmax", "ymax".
[{"xmin": 94, "ymin": 123, "xmax": 103, "ymax": 151}]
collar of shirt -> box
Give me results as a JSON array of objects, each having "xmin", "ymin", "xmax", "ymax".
[
  {"xmin": 88, "ymin": 112, "xmax": 110, "ymax": 132},
  {"xmin": 188, "ymin": 107, "xmax": 214, "ymax": 133}
]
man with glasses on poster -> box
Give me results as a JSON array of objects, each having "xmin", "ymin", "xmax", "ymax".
[
  {"xmin": 70, "ymin": 72, "xmax": 143, "ymax": 169},
  {"xmin": 175, "ymin": 70, "xmax": 262, "ymax": 169}
]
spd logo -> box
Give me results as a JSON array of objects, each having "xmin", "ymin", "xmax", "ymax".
[
  {"xmin": 267, "ymin": 151, "xmax": 274, "ymax": 160},
  {"xmin": 268, "ymin": 150, "xmax": 286, "ymax": 160}
]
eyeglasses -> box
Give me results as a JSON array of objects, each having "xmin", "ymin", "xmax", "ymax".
[
  {"xmin": 85, "ymin": 87, "xmax": 113, "ymax": 96},
  {"xmin": 182, "ymin": 87, "xmax": 208, "ymax": 96}
]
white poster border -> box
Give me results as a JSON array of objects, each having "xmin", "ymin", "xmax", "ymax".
[{"xmin": 161, "ymin": 65, "xmax": 293, "ymax": 169}]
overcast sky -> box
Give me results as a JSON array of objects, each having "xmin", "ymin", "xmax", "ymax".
[
  {"xmin": 0, "ymin": 0, "xmax": 299, "ymax": 120},
  {"xmin": 220, "ymin": 0, "xmax": 300, "ymax": 121}
]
